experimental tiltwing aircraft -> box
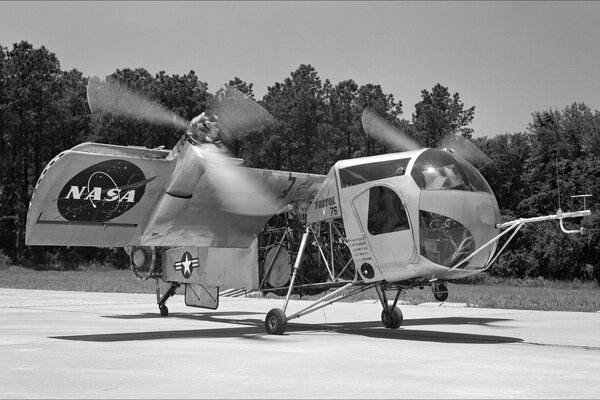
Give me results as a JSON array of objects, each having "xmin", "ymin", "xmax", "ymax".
[{"xmin": 25, "ymin": 77, "xmax": 591, "ymax": 334}]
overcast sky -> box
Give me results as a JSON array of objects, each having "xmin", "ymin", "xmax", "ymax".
[{"xmin": 2, "ymin": 1, "xmax": 600, "ymax": 137}]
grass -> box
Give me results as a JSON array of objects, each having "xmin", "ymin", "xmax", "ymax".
[
  {"xmin": 1, "ymin": 264, "xmax": 599, "ymax": 312},
  {"xmin": 0, "ymin": 265, "xmax": 159, "ymax": 294}
]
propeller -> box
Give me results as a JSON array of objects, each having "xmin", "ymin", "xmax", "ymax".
[
  {"xmin": 86, "ymin": 75, "xmax": 281, "ymax": 216},
  {"xmin": 361, "ymin": 108, "xmax": 491, "ymax": 166},
  {"xmin": 361, "ymin": 108, "xmax": 421, "ymax": 152},
  {"xmin": 439, "ymin": 135, "xmax": 492, "ymax": 166},
  {"xmin": 199, "ymin": 145, "xmax": 283, "ymax": 215},
  {"xmin": 212, "ymin": 85, "xmax": 276, "ymax": 143},
  {"xmin": 87, "ymin": 76, "xmax": 189, "ymax": 131}
]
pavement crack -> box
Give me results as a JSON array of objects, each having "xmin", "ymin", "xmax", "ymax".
[{"xmin": 522, "ymin": 341, "xmax": 600, "ymax": 351}]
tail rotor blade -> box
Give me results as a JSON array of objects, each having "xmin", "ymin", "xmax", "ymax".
[
  {"xmin": 87, "ymin": 75, "xmax": 189, "ymax": 131},
  {"xmin": 361, "ymin": 108, "xmax": 421, "ymax": 152}
]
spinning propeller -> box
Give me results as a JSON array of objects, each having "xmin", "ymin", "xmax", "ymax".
[
  {"xmin": 86, "ymin": 75, "xmax": 280, "ymax": 216},
  {"xmin": 361, "ymin": 108, "xmax": 491, "ymax": 167}
]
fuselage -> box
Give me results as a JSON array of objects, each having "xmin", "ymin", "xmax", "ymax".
[{"xmin": 308, "ymin": 148, "xmax": 500, "ymax": 283}]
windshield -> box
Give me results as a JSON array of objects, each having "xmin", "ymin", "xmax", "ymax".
[
  {"xmin": 410, "ymin": 149, "xmax": 493, "ymax": 194},
  {"xmin": 339, "ymin": 158, "xmax": 410, "ymax": 188}
]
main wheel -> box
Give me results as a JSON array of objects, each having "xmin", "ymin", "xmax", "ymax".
[
  {"xmin": 434, "ymin": 283, "xmax": 449, "ymax": 302},
  {"xmin": 159, "ymin": 304, "xmax": 169, "ymax": 317},
  {"xmin": 381, "ymin": 306, "xmax": 403, "ymax": 329},
  {"xmin": 264, "ymin": 308, "xmax": 287, "ymax": 335}
]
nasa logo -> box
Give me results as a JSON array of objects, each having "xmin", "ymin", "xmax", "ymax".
[
  {"xmin": 174, "ymin": 252, "xmax": 200, "ymax": 279},
  {"xmin": 57, "ymin": 160, "xmax": 153, "ymax": 222}
]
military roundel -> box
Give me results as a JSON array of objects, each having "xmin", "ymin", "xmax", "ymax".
[{"xmin": 174, "ymin": 252, "xmax": 200, "ymax": 279}]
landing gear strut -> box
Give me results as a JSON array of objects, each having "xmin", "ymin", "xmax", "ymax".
[
  {"xmin": 262, "ymin": 224, "xmax": 399, "ymax": 335},
  {"xmin": 375, "ymin": 284, "xmax": 403, "ymax": 329},
  {"xmin": 156, "ymin": 280, "xmax": 180, "ymax": 317}
]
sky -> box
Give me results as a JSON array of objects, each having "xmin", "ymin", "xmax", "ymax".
[{"xmin": 2, "ymin": 1, "xmax": 600, "ymax": 138}]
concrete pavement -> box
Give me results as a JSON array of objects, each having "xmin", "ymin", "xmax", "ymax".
[{"xmin": 1, "ymin": 288, "xmax": 599, "ymax": 398}]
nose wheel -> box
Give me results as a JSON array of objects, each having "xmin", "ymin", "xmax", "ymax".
[
  {"xmin": 381, "ymin": 306, "xmax": 403, "ymax": 329},
  {"xmin": 375, "ymin": 284, "xmax": 404, "ymax": 329}
]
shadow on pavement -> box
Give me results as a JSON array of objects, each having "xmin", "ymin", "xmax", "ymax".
[
  {"xmin": 52, "ymin": 314, "xmax": 522, "ymax": 344},
  {"xmin": 103, "ymin": 311, "xmax": 262, "ymax": 319}
]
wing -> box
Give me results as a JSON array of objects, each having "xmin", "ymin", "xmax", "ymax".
[
  {"xmin": 26, "ymin": 142, "xmax": 325, "ymax": 248},
  {"xmin": 138, "ymin": 166, "xmax": 325, "ymax": 248},
  {"xmin": 25, "ymin": 142, "xmax": 174, "ymax": 247}
]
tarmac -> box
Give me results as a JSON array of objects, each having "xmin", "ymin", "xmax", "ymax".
[{"xmin": 1, "ymin": 288, "xmax": 599, "ymax": 399}]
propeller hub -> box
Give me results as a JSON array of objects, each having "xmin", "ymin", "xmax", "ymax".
[{"xmin": 188, "ymin": 112, "xmax": 222, "ymax": 145}]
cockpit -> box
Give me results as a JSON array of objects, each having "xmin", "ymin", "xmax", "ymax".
[
  {"xmin": 315, "ymin": 148, "xmax": 499, "ymax": 277},
  {"xmin": 410, "ymin": 149, "xmax": 493, "ymax": 194},
  {"xmin": 410, "ymin": 149, "xmax": 498, "ymax": 270}
]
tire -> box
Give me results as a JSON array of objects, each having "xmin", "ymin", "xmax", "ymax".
[
  {"xmin": 264, "ymin": 308, "xmax": 287, "ymax": 335},
  {"xmin": 381, "ymin": 306, "xmax": 403, "ymax": 329},
  {"xmin": 159, "ymin": 305, "xmax": 169, "ymax": 317},
  {"xmin": 434, "ymin": 283, "xmax": 449, "ymax": 302}
]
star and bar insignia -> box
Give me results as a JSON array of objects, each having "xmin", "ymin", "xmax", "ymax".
[{"xmin": 174, "ymin": 252, "xmax": 200, "ymax": 279}]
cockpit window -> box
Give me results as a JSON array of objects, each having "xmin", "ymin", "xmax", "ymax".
[
  {"xmin": 367, "ymin": 186, "xmax": 410, "ymax": 235},
  {"xmin": 419, "ymin": 210, "xmax": 475, "ymax": 268},
  {"xmin": 339, "ymin": 158, "xmax": 410, "ymax": 188},
  {"xmin": 410, "ymin": 149, "xmax": 493, "ymax": 194}
]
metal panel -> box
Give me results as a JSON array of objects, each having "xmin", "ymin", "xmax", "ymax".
[
  {"xmin": 25, "ymin": 144, "xmax": 173, "ymax": 247},
  {"xmin": 306, "ymin": 167, "xmax": 341, "ymax": 223},
  {"xmin": 184, "ymin": 283, "xmax": 219, "ymax": 310},
  {"xmin": 139, "ymin": 166, "xmax": 325, "ymax": 248},
  {"xmin": 163, "ymin": 240, "xmax": 259, "ymax": 291}
]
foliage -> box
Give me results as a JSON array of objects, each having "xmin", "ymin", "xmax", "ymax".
[
  {"xmin": 89, "ymin": 68, "xmax": 211, "ymax": 148},
  {"xmin": 412, "ymin": 83, "xmax": 475, "ymax": 147},
  {"xmin": 238, "ymin": 65, "xmax": 402, "ymax": 173},
  {"xmin": 475, "ymin": 132, "xmax": 531, "ymax": 211},
  {"xmin": 0, "ymin": 249, "xmax": 12, "ymax": 269},
  {"xmin": 1, "ymin": 41, "xmax": 600, "ymax": 282},
  {"xmin": 0, "ymin": 267, "xmax": 598, "ymax": 311}
]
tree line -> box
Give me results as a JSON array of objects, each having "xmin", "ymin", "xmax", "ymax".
[{"xmin": 1, "ymin": 41, "xmax": 598, "ymax": 282}]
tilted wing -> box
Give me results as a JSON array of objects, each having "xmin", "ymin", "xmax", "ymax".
[
  {"xmin": 139, "ymin": 166, "xmax": 324, "ymax": 248},
  {"xmin": 25, "ymin": 142, "xmax": 173, "ymax": 247},
  {"xmin": 26, "ymin": 142, "xmax": 324, "ymax": 248}
]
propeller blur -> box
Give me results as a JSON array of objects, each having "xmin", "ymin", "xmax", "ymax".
[{"xmin": 86, "ymin": 75, "xmax": 283, "ymax": 216}]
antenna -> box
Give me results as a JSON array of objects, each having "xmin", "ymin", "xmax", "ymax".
[
  {"xmin": 571, "ymin": 194, "xmax": 592, "ymax": 211},
  {"xmin": 556, "ymin": 157, "xmax": 562, "ymax": 210}
]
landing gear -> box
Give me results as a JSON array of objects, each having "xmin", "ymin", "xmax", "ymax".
[
  {"xmin": 375, "ymin": 283, "xmax": 404, "ymax": 329},
  {"xmin": 261, "ymin": 224, "xmax": 409, "ymax": 335},
  {"xmin": 381, "ymin": 306, "xmax": 403, "ymax": 329},
  {"xmin": 156, "ymin": 280, "xmax": 180, "ymax": 317},
  {"xmin": 159, "ymin": 304, "xmax": 169, "ymax": 317},
  {"xmin": 432, "ymin": 281, "xmax": 449, "ymax": 302},
  {"xmin": 264, "ymin": 308, "xmax": 287, "ymax": 335}
]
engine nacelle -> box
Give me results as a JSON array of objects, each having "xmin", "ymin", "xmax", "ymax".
[{"xmin": 125, "ymin": 245, "xmax": 159, "ymax": 280}]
